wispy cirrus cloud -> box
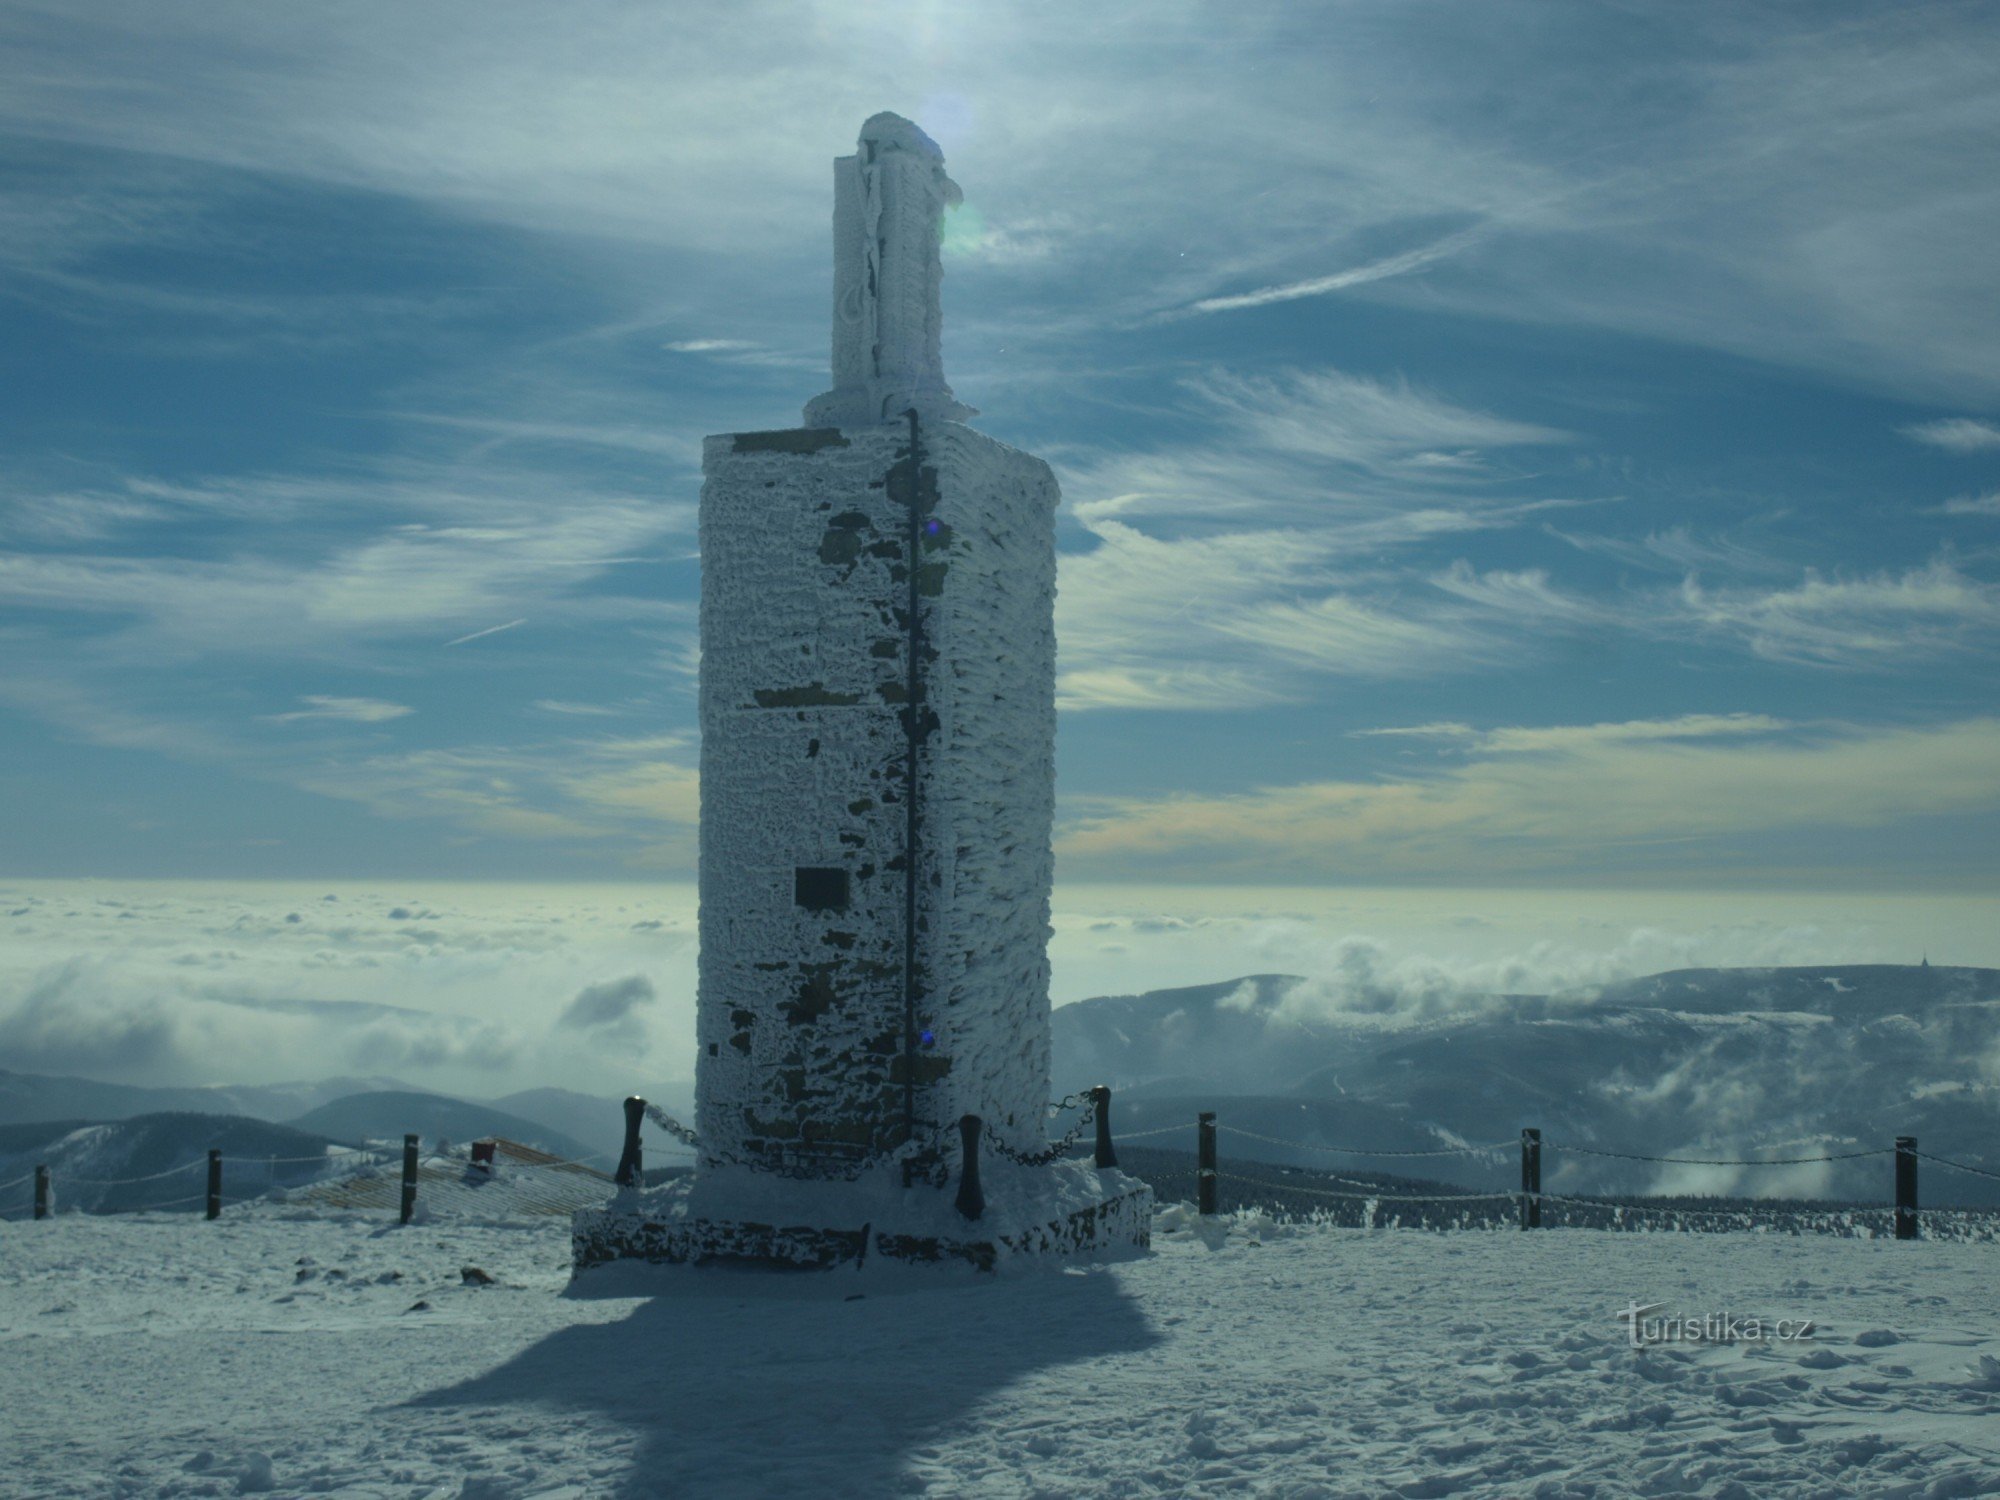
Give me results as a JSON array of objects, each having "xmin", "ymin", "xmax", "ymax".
[
  {"xmin": 1162, "ymin": 226, "xmax": 1488, "ymax": 320},
  {"xmin": 4, "ymin": 2, "xmax": 1998, "ymax": 894},
  {"xmin": 0, "ymin": 465, "xmax": 688, "ymax": 660},
  {"xmin": 1542, "ymin": 524, "xmax": 1789, "ymax": 578},
  {"xmin": 1349, "ymin": 721, "xmax": 1479, "ymax": 741},
  {"xmin": 1051, "ymin": 366, "xmax": 2000, "ymax": 713},
  {"xmin": 263, "ymin": 696, "xmax": 414, "ymax": 724},
  {"xmin": 1053, "ymin": 364, "xmax": 1585, "ymax": 710},
  {"xmin": 386, "ymin": 411, "xmax": 704, "ymax": 464},
  {"xmin": 1902, "ymin": 418, "xmax": 2000, "ymax": 453},
  {"xmin": 1059, "ymin": 715, "xmax": 2000, "ymax": 883},
  {"xmin": 286, "ymin": 731, "xmax": 700, "ymax": 859},
  {"xmin": 1053, "ymin": 518, "xmax": 1492, "ymax": 712},
  {"xmin": 1675, "ymin": 555, "xmax": 2000, "ymax": 666},
  {"xmin": 1427, "ymin": 559, "xmax": 1622, "ymax": 628},
  {"xmin": 444, "ymin": 618, "xmax": 527, "ymax": 648},
  {"xmin": 1421, "ymin": 551, "xmax": 2000, "ymax": 671},
  {"xmin": 5, "ymin": 4, "xmax": 1994, "ymax": 401},
  {"xmin": 1180, "ymin": 367, "xmax": 1571, "ymax": 478},
  {"xmin": 1475, "ymin": 713, "xmax": 1792, "ymax": 754},
  {"xmin": 1938, "ymin": 492, "xmax": 2000, "ymax": 517},
  {"xmin": 1352, "ymin": 714, "xmax": 1791, "ymax": 753},
  {"xmin": 660, "ymin": 337, "xmax": 816, "ymax": 371}
]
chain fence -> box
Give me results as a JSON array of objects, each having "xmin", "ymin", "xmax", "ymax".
[
  {"xmin": 7, "ymin": 1095, "xmax": 1996, "ymax": 1242},
  {"xmin": 1551, "ymin": 1143, "xmax": 1892, "ymax": 1166},
  {"xmin": 987, "ymin": 1093, "xmax": 1097, "ymax": 1167},
  {"xmin": 1136, "ymin": 1115, "xmax": 2000, "ymax": 1240},
  {"xmin": 1216, "ymin": 1124, "xmax": 1516, "ymax": 1159},
  {"xmin": 59, "ymin": 1159, "xmax": 208, "ymax": 1188},
  {"xmin": 1913, "ymin": 1149, "xmax": 2000, "ymax": 1183},
  {"xmin": 1217, "ymin": 1171, "xmax": 1517, "ymax": 1206},
  {"xmin": 640, "ymin": 1103, "xmax": 700, "ymax": 1152},
  {"xmin": 0, "ymin": 1136, "xmax": 612, "ymax": 1223}
]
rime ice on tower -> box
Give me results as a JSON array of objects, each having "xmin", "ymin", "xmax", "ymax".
[{"xmin": 572, "ymin": 114, "xmax": 1149, "ymax": 1272}]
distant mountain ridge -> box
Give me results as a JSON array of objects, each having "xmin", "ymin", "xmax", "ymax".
[
  {"xmin": 491, "ymin": 1087, "xmax": 640, "ymax": 1162},
  {"xmin": 1053, "ymin": 965, "xmax": 2000, "ymax": 1206},
  {"xmin": 0, "ymin": 1069, "xmax": 642, "ymax": 1162},
  {"xmin": 0, "ymin": 1071, "xmax": 416, "ymax": 1128}
]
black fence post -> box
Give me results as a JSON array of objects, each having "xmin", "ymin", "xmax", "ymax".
[
  {"xmin": 955, "ymin": 1114, "xmax": 985, "ymax": 1221},
  {"xmin": 1520, "ymin": 1128, "xmax": 1542, "ymax": 1230},
  {"xmin": 205, "ymin": 1148, "xmax": 222, "ymax": 1221},
  {"xmin": 400, "ymin": 1133, "xmax": 420, "ymax": 1225},
  {"xmin": 1197, "ymin": 1111, "xmax": 1217, "ymax": 1216},
  {"xmin": 1091, "ymin": 1084, "xmax": 1117, "ymax": 1169},
  {"xmin": 616, "ymin": 1095, "xmax": 646, "ymax": 1188},
  {"xmin": 1895, "ymin": 1135, "xmax": 1919, "ymax": 1240},
  {"xmin": 33, "ymin": 1164, "xmax": 49, "ymax": 1221}
]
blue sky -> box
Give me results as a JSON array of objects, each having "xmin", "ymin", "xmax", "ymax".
[{"xmin": 5, "ymin": 1, "xmax": 2000, "ymax": 892}]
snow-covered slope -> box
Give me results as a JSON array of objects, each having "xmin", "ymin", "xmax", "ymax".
[
  {"xmin": 0, "ymin": 1206, "xmax": 1994, "ymax": 1497},
  {"xmin": 0, "ymin": 1112, "xmax": 357, "ymax": 1215},
  {"xmin": 282, "ymin": 1138, "xmax": 617, "ymax": 1222},
  {"xmin": 284, "ymin": 1090, "xmax": 605, "ymax": 1166}
]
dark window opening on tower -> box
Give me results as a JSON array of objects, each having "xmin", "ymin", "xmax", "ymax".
[{"xmin": 795, "ymin": 866, "xmax": 850, "ymax": 912}]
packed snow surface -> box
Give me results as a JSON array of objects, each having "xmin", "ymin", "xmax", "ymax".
[{"xmin": 2, "ymin": 1203, "xmax": 1996, "ymax": 1498}]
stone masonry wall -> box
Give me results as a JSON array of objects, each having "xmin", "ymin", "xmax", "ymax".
[{"xmin": 696, "ymin": 419, "xmax": 1059, "ymax": 1180}]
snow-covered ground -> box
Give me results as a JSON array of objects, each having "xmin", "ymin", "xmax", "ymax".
[{"xmin": 2, "ymin": 1204, "xmax": 1996, "ymax": 1499}]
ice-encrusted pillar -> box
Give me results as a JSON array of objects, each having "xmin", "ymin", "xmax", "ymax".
[{"xmin": 805, "ymin": 113, "xmax": 976, "ymax": 430}]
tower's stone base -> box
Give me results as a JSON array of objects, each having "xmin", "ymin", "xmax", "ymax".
[{"xmin": 571, "ymin": 1159, "xmax": 1151, "ymax": 1276}]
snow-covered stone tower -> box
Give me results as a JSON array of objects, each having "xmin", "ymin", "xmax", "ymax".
[
  {"xmin": 572, "ymin": 114, "xmax": 1147, "ymax": 1273},
  {"xmin": 695, "ymin": 112, "xmax": 1057, "ymax": 1184}
]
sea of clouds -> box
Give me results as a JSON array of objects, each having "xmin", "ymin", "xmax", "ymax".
[
  {"xmin": 0, "ymin": 882, "xmax": 697, "ymax": 1106},
  {"xmin": 2, "ymin": 880, "xmax": 1990, "ymax": 1104}
]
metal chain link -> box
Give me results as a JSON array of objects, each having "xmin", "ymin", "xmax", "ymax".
[
  {"xmin": 1114, "ymin": 1123, "xmax": 1191, "ymax": 1142},
  {"xmin": 1527, "ymin": 1190, "xmax": 1896, "ymax": 1223},
  {"xmin": 642, "ymin": 1102, "xmax": 701, "ymax": 1149},
  {"xmin": 62, "ymin": 1159, "xmax": 208, "ymax": 1187},
  {"xmin": 1216, "ymin": 1124, "xmax": 1515, "ymax": 1158},
  {"xmin": 1214, "ymin": 1171, "xmax": 1515, "ymax": 1205},
  {"xmin": 1552, "ymin": 1142, "xmax": 1890, "ymax": 1166},
  {"xmin": 130, "ymin": 1193, "xmax": 213, "ymax": 1211},
  {"xmin": 1210, "ymin": 1176, "xmax": 1917, "ymax": 1221},
  {"xmin": 987, "ymin": 1098, "xmax": 1097, "ymax": 1167},
  {"xmin": 1912, "ymin": 1150, "xmax": 2000, "ymax": 1182}
]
